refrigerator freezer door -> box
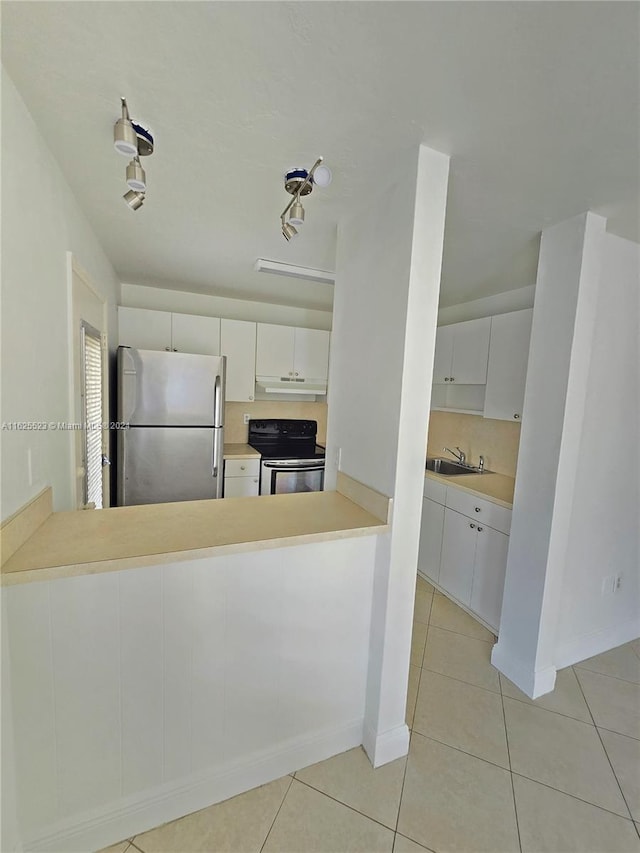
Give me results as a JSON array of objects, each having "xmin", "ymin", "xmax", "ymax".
[
  {"xmin": 119, "ymin": 426, "xmax": 223, "ymax": 506},
  {"xmin": 118, "ymin": 347, "xmax": 225, "ymax": 426}
]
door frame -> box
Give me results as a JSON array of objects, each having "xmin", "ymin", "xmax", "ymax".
[{"xmin": 66, "ymin": 252, "xmax": 110, "ymax": 509}]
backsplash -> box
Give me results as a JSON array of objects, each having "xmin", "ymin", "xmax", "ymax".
[
  {"xmin": 225, "ymin": 402, "xmax": 328, "ymax": 444},
  {"xmin": 427, "ymin": 411, "xmax": 521, "ymax": 477}
]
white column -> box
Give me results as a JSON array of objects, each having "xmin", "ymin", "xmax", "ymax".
[
  {"xmin": 326, "ymin": 145, "xmax": 450, "ymax": 765},
  {"xmin": 492, "ymin": 212, "xmax": 606, "ymax": 698}
]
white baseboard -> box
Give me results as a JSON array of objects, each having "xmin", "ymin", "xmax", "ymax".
[
  {"xmin": 555, "ymin": 617, "xmax": 640, "ymax": 670},
  {"xmin": 491, "ymin": 643, "xmax": 557, "ymax": 699},
  {"xmin": 24, "ymin": 719, "xmax": 364, "ymax": 853},
  {"xmin": 362, "ymin": 722, "xmax": 410, "ymax": 768}
]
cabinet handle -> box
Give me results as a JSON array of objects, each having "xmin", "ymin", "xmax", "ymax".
[
  {"xmin": 477, "ymin": 526, "xmax": 483, "ymax": 532},
  {"xmin": 469, "ymin": 523, "xmax": 476, "ymax": 529},
  {"xmin": 173, "ymin": 348, "xmax": 178, "ymax": 352},
  {"xmin": 294, "ymin": 372, "xmax": 299, "ymax": 377},
  {"xmin": 249, "ymin": 396, "xmax": 254, "ymax": 401},
  {"xmin": 475, "ymin": 507, "xmax": 481, "ymax": 512},
  {"xmin": 514, "ymin": 413, "xmax": 520, "ymax": 419},
  {"xmin": 450, "ymin": 377, "xmax": 455, "ymax": 382},
  {"xmin": 444, "ymin": 377, "xmax": 450, "ymax": 382},
  {"xmin": 289, "ymin": 371, "xmax": 293, "ymax": 376},
  {"xmin": 165, "ymin": 347, "xmax": 170, "ymax": 351}
]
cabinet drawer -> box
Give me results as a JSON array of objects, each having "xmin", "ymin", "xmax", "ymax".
[
  {"xmin": 224, "ymin": 476, "xmax": 259, "ymax": 498},
  {"xmin": 423, "ymin": 476, "xmax": 447, "ymax": 504},
  {"xmin": 445, "ymin": 487, "xmax": 511, "ymax": 535},
  {"xmin": 224, "ymin": 458, "xmax": 260, "ymax": 477}
]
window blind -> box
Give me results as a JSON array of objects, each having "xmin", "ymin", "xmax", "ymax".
[{"xmin": 81, "ymin": 324, "xmax": 103, "ymax": 509}]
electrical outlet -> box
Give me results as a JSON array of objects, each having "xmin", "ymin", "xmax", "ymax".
[
  {"xmin": 243, "ymin": 413, "xmax": 251, "ymax": 425},
  {"xmin": 614, "ymin": 573, "xmax": 623, "ymax": 592}
]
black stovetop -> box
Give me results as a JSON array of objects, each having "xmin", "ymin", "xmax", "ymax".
[{"xmin": 247, "ymin": 419, "xmax": 326, "ymax": 461}]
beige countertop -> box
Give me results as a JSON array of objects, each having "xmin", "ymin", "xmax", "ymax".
[
  {"xmin": 223, "ymin": 443, "xmax": 261, "ymax": 460},
  {"xmin": 1, "ymin": 491, "xmax": 387, "ymax": 586},
  {"xmin": 425, "ymin": 470, "xmax": 515, "ymax": 508}
]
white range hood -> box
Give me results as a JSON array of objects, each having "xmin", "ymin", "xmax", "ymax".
[{"xmin": 255, "ymin": 375, "xmax": 327, "ymax": 396}]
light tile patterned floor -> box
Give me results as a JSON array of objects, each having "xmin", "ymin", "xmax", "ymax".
[{"xmin": 99, "ymin": 577, "xmax": 640, "ymax": 853}]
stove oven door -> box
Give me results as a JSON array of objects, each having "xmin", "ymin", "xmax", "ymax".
[{"xmin": 260, "ymin": 460, "xmax": 325, "ymax": 496}]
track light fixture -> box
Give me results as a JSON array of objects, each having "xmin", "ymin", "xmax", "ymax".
[
  {"xmin": 126, "ymin": 157, "xmax": 146, "ymax": 192},
  {"xmin": 123, "ymin": 189, "xmax": 145, "ymax": 211},
  {"xmin": 282, "ymin": 222, "xmax": 298, "ymax": 241},
  {"xmin": 279, "ymin": 157, "xmax": 332, "ymax": 240},
  {"xmin": 114, "ymin": 98, "xmax": 154, "ymax": 209}
]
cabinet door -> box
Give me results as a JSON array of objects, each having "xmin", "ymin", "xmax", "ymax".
[
  {"xmin": 417, "ymin": 497, "xmax": 445, "ymax": 585},
  {"xmin": 432, "ymin": 325, "xmax": 454, "ymax": 383},
  {"xmin": 470, "ymin": 525, "xmax": 509, "ymax": 631},
  {"xmin": 223, "ymin": 476, "xmax": 260, "ymax": 498},
  {"xmin": 221, "ymin": 319, "xmax": 256, "ymax": 402},
  {"xmin": 439, "ymin": 509, "xmax": 477, "ymax": 606},
  {"xmin": 451, "ymin": 317, "xmax": 491, "ymax": 384},
  {"xmin": 171, "ymin": 313, "xmax": 221, "ymax": 356},
  {"xmin": 118, "ymin": 307, "xmax": 172, "ymax": 351},
  {"xmin": 293, "ymin": 328, "xmax": 330, "ymax": 380},
  {"xmin": 483, "ymin": 309, "xmax": 533, "ymax": 422},
  {"xmin": 255, "ymin": 324, "xmax": 295, "ymax": 376}
]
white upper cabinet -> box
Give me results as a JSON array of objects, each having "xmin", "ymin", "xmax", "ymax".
[
  {"xmin": 118, "ymin": 307, "xmax": 220, "ymax": 356},
  {"xmin": 484, "ymin": 308, "xmax": 533, "ymax": 422},
  {"xmin": 433, "ymin": 317, "xmax": 491, "ymax": 385},
  {"xmin": 293, "ymin": 328, "xmax": 330, "ymax": 380},
  {"xmin": 118, "ymin": 307, "xmax": 172, "ymax": 351},
  {"xmin": 256, "ymin": 324, "xmax": 330, "ymax": 381},
  {"xmin": 171, "ymin": 313, "xmax": 220, "ymax": 356},
  {"xmin": 256, "ymin": 324, "xmax": 295, "ymax": 377},
  {"xmin": 220, "ymin": 319, "xmax": 256, "ymax": 402}
]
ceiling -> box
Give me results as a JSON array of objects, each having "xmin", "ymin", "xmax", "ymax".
[{"xmin": 3, "ymin": 2, "xmax": 638, "ymax": 312}]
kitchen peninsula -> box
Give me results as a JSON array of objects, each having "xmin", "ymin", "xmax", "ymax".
[{"xmin": 1, "ymin": 475, "xmax": 389, "ymax": 853}]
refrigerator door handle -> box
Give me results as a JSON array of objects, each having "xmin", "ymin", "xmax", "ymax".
[
  {"xmin": 212, "ymin": 429, "xmax": 220, "ymax": 479},
  {"xmin": 213, "ymin": 373, "xmax": 223, "ymax": 427}
]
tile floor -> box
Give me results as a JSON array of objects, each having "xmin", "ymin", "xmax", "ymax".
[{"xmin": 99, "ymin": 576, "xmax": 640, "ymax": 853}]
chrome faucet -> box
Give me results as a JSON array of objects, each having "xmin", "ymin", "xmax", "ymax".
[
  {"xmin": 443, "ymin": 446, "xmax": 466, "ymax": 465},
  {"xmin": 478, "ymin": 455, "xmax": 485, "ymax": 473}
]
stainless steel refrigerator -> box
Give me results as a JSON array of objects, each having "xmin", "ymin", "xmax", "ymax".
[{"xmin": 117, "ymin": 347, "xmax": 226, "ymax": 506}]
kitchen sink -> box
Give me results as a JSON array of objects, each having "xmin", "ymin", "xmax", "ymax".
[{"xmin": 425, "ymin": 457, "xmax": 482, "ymax": 476}]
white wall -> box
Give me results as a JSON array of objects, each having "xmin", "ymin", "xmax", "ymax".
[
  {"xmin": 120, "ymin": 282, "xmax": 333, "ymax": 331},
  {"xmin": 492, "ymin": 213, "xmax": 639, "ymax": 697},
  {"xmin": 2, "ymin": 537, "xmax": 376, "ymax": 852},
  {"xmin": 326, "ymin": 145, "xmax": 449, "ymax": 764},
  {"xmin": 1, "ymin": 68, "xmax": 120, "ymax": 520},
  {"xmin": 554, "ymin": 233, "xmax": 640, "ymax": 664}
]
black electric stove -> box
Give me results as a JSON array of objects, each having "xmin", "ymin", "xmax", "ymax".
[{"xmin": 247, "ymin": 419, "xmax": 325, "ymax": 461}]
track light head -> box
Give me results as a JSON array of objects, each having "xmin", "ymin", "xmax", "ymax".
[
  {"xmin": 123, "ymin": 189, "xmax": 145, "ymax": 211},
  {"xmin": 126, "ymin": 157, "xmax": 146, "ymax": 192},
  {"xmin": 282, "ymin": 222, "xmax": 298, "ymax": 241},
  {"xmin": 313, "ymin": 164, "xmax": 332, "ymax": 188},
  {"xmin": 288, "ymin": 200, "xmax": 305, "ymax": 226},
  {"xmin": 114, "ymin": 98, "xmax": 139, "ymax": 157}
]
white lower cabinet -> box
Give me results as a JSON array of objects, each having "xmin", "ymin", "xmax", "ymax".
[
  {"xmin": 419, "ymin": 477, "xmax": 511, "ymax": 632},
  {"xmin": 417, "ymin": 498, "xmax": 445, "ymax": 584},
  {"xmin": 470, "ymin": 524, "xmax": 509, "ymax": 630},
  {"xmin": 223, "ymin": 458, "xmax": 260, "ymax": 498},
  {"xmin": 439, "ymin": 509, "xmax": 477, "ymax": 605}
]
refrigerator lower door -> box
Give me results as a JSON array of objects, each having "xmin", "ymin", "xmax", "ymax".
[{"xmin": 119, "ymin": 426, "xmax": 223, "ymax": 506}]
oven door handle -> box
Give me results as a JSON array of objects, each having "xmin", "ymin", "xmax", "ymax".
[{"xmin": 263, "ymin": 462, "xmax": 325, "ymax": 472}]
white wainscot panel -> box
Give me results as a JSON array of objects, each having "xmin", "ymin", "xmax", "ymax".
[
  {"xmin": 162, "ymin": 562, "xmax": 195, "ymax": 782},
  {"xmin": 3, "ymin": 583, "xmax": 58, "ymax": 834},
  {"xmin": 119, "ymin": 567, "xmax": 163, "ymax": 796},
  {"xmin": 223, "ymin": 552, "xmax": 285, "ymax": 758},
  {"xmin": 278, "ymin": 538, "xmax": 375, "ymax": 740},
  {"xmin": 50, "ymin": 573, "xmax": 121, "ymax": 818},
  {"xmin": 191, "ymin": 562, "xmax": 227, "ymax": 773}
]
